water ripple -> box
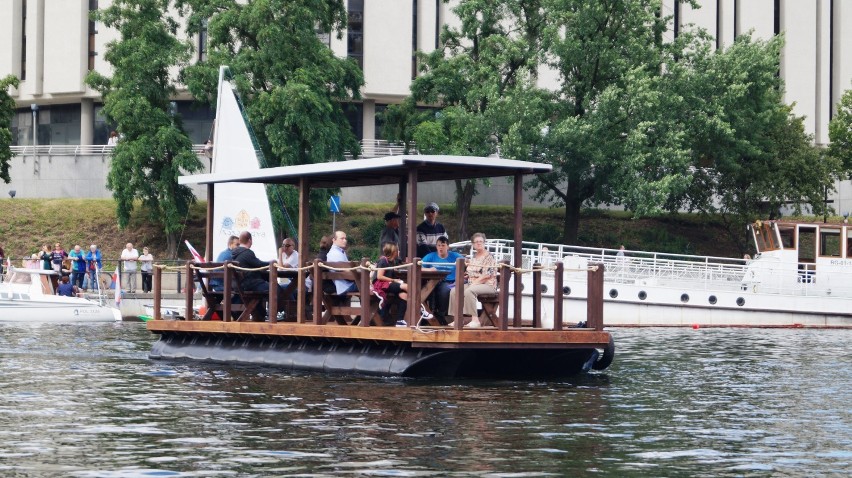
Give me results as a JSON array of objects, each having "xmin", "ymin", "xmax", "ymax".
[{"xmin": 1, "ymin": 324, "xmax": 850, "ymax": 475}]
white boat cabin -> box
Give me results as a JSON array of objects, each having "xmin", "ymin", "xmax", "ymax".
[{"xmin": 748, "ymin": 221, "xmax": 852, "ymax": 291}]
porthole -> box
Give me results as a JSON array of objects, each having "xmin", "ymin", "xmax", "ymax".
[
  {"xmin": 638, "ymin": 291, "xmax": 647, "ymax": 300},
  {"xmin": 563, "ymin": 286, "xmax": 571, "ymax": 296},
  {"xmin": 680, "ymin": 293, "xmax": 689, "ymax": 303},
  {"xmin": 540, "ymin": 284, "xmax": 548, "ymax": 294},
  {"xmin": 609, "ymin": 289, "xmax": 618, "ymax": 299},
  {"xmin": 736, "ymin": 297, "xmax": 745, "ymax": 307},
  {"xmin": 708, "ymin": 295, "xmax": 717, "ymax": 305}
]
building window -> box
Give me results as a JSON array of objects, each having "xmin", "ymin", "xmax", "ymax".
[
  {"xmin": 316, "ymin": 22, "xmax": 331, "ymax": 47},
  {"xmin": 435, "ymin": 0, "xmax": 440, "ymax": 50},
  {"xmin": 375, "ymin": 104, "xmax": 387, "ymax": 140},
  {"xmin": 198, "ymin": 18, "xmax": 208, "ymax": 62},
  {"xmin": 88, "ymin": 0, "xmax": 99, "ymax": 71},
  {"xmin": 174, "ymin": 101, "xmax": 216, "ymax": 144},
  {"xmin": 348, "ymin": 0, "xmax": 364, "ymax": 69},
  {"xmin": 21, "ymin": 0, "xmax": 27, "ymax": 80},
  {"xmin": 412, "ymin": 0, "xmax": 418, "ymax": 79},
  {"xmin": 343, "ymin": 102, "xmax": 364, "ymax": 140}
]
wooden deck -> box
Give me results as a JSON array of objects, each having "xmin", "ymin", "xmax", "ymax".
[
  {"xmin": 146, "ymin": 319, "xmax": 612, "ymax": 349},
  {"xmin": 149, "ymin": 154, "xmax": 616, "ymax": 377}
]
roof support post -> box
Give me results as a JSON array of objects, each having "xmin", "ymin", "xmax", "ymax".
[
  {"xmin": 406, "ymin": 167, "xmax": 419, "ymax": 262},
  {"xmin": 206, "ymin": 184, "xmax": 214, "ymax": 261},
  {"xmin": 297, "ymin": 177, "xmax": 310, "ymax": 324},
  {"xmin": 513, "ymin": 172, "xmax": 523, "ymax": 326},
  {"xmin": 398, "ymin": 179, "xmax": 408, "ymax": 259}
]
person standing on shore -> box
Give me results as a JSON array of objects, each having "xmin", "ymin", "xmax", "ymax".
[
  {"xmin": 51, "ymin": 243, "xmax": 67, "ymax": 274},
  {"xmin": 139, "ymin": 247, "xmax": 154, "ymax": 293},
  {"xmin": 85, "ymin": 244, "xmax": 102, "ymax": 291},
  {"xmin": 121, "ymin": 243, "xmax": 139, "ymax": 293},
  {"xmin": 69, "ymin": 245, "xmax": 87, "ymax": 289}
]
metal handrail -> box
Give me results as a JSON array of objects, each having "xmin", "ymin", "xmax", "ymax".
[
  {"xmin": 10, "ymin": 144, "xmax": 210, "ymax": 156},
  {"xmin": 10, "ymin": 139, "xmax": 415, "ymax": 159},
  {"xmin": 450, "ymin": 239, "xmax": 852, "ymax": 299}
]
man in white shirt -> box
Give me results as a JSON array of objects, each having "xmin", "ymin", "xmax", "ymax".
[
  {"xmin": 120, "ymin": 242, "xmax": 139, "ymax": 293},
  {"xmin": 279, "ymin": 238, "xmax": 299, "ymax": 268}
]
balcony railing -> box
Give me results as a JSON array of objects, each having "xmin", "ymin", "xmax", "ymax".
[{"xmin": 10, "ymin": 140, "xmax": 415, "ymax": 159}]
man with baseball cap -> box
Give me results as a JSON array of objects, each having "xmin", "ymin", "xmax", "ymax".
[{"xmin": 416, "ymin": 202, "xmax": 447, "ymax": 258}]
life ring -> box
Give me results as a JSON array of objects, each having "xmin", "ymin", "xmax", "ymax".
[{"xmin": 592, "ymin": 336, "xmax": 615, "ymax": 371}]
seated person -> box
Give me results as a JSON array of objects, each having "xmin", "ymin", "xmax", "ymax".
[
  {"xmin": 210, "ymin": 235, "xmax": 239, "ymax": 292},
  {"xmin": 448, "ymin": 232, "xmax": 497, "ymax": 328},
  {"xmin": 371, "ymin": 243, "xmax": 409, "ymax": 326},
  {"xmin": 56, "ymin": 275, "xmax": 77, "ymax": 297},
  {"xmin": 422, "ymin": 236, "xmax": 464, "ymax": 325},
  {"xmin": 231, "ymin": 231, "xmax": 288, "ymax": 320},
  {"xmin": 325, "ymin": 231, "xmax": 357, "ymax": 295}
]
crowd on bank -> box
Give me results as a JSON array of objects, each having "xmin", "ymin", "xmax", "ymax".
[
  {"xmin": 218, "ymin": 198, "xmax": 497, "ymax": 327},
  {"xmin": 0, "ymin": 242, "xmax": 153, "ymax": 297}
]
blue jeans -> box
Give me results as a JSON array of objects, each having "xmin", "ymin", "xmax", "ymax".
[{"xmin": 71, "ymin": 271, "xmax": 85, "ymax": 289}]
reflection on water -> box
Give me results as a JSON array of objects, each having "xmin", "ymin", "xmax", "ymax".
[{"xmin": 0, "ymin": 323, "xmax": 850, "ymax": 476}]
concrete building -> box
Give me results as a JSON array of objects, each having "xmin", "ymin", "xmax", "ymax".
[{"xmin": 1, "ymin": 0, "xmax": 851, "ymax": 210}]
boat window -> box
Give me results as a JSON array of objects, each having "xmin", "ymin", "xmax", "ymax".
[
  {"xmin": 777, "ymin": 226, "xmax": 795, "ymax": 249},
  {"xmin": 753, "ymin": 221, "xmax": 779, "ymax": 251},
  {"xmin": 798, "ymin": 227, "xmax": 816, "ymax": 263},
  {"xmin": 847, "ymin": 228, "xmax": 852, "ymax": 258},
  {"xmin": 819, "ymin": 228, "xmax": 841, "ymax": 257}
]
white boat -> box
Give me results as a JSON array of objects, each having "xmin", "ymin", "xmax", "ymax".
[
  {"xmin": 453, "ymin": 220, "xmax": 852, "ymax": 328},
  {"xmin": 0, "ymin": 267, "xmax": 122, "ymax": 322}
]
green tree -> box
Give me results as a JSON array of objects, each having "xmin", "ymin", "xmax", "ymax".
[
  {"xmin": 502, "ymin": 0, "xmax": 700, "ymax": 244},
  {"xmin": 379, "ymin": 99, "xmax": 432, "ymax": 154},
  {"xmin": 405, "ymin": 0, "xmax": 547, "ymax": 240},
  {"xmin": 829, "ymin": 85, "xmax": 852, "ymax": 180},
  {"xmin": 177, "ymin": 0, "xmax": 364, "ymax": 240},
  {"xmin": 0, "ymin": 75, "xmax": 21, "ymax": 184},
  {"xmin": 669, "ymin": 35, "xmax": 840, "ymax": 251},
  {"xmin": 86, "ymin": 0, "xmax": 202, "ymax": 258}
]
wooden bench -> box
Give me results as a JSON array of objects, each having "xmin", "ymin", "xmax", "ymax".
[
  {"xmin": 313, "ymin": 260, "xmax": 386, "ymax": 326},
  {"xmin": 231, "ymin": 268, "xmax": 273, "ymax": 322},
  {"xmin": 476, "ymin": 264, "xmax": 510, "ymax": 329},
  {"xmin": 193, "ymin": 262, "xmax": 226, "ymax": 321}
]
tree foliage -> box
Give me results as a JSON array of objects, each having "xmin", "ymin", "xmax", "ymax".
[
  {"xmin": 86, "ymin": 0, "xmax": 202, "ymax": 258},
  {"xmin": 404, "ymin": 0, "xmax": 547, "ymax": 240},
  {"xmin": 503, "ymin": 0, "xmax": 701, "ymax": 244},
  {"xmin": 177, "ymin": 0, "xmax": 364, "ymax": 240},
  {"xmin": 402, "ymin": 0, "xmax": 838, "ymax": 249},
  {"xmin": 0, "ymin": 75, "xmax": 20, "ymax": 184},
  {"xmin": 829, "ymin": 85, "xmax": 852, "ymax": 183},
  {"xmin": 662, "ymin": 35, "xmax": 838, "ymax": 250},
  {"xmin": 178, "ymin": 0, "xmax": 362, "ymax": 167}
]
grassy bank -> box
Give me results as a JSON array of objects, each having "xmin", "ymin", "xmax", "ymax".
[{"xmin": 0, "ymin": 198, "xmax": 759, "ymax": 264}]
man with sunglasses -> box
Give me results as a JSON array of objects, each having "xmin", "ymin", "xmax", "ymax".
[
  {"xmin": 416, "ymin": 202, "xmax": 447, "ymax": 258},
  {"xmin": 279, "ymin": 238, "xmax": 299, "ymax": 269}
]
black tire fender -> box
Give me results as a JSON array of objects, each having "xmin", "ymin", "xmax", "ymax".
[{"xmin": 592, "ymin": 336, "xmax": 615, "ymax": 371}]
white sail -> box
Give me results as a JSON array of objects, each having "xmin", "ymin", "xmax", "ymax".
[{"xmin": 210, "ymin": 68, "xmax": 278, "ymax": 261}]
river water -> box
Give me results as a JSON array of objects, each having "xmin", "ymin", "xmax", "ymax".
[{"xmin": 0, "ymin": 323, "xmax": 849, "ymax": 477}]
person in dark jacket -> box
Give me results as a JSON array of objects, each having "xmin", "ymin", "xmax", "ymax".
[{"xmin": 231, "ymin": 231, "xmax": 287, "ymax": 320}]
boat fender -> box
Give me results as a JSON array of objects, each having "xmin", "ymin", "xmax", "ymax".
[
  {"xmin": 582, "ymin": 350, "xmax": 599, "ymax": 373},
  {"xmin": 592, "ymin": 336, "xmax": 615, "ymax": 371}
]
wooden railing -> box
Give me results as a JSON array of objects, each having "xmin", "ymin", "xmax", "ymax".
[{"xmin": 153, "ymin": 258, "xmax": 605, "ymax": 330}]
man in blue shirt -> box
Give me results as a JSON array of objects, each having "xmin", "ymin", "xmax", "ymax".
[
  {"xmin": 209, "ymin": 235, "xmax": 239, "ymax": 292},
  {"xmin": 421, "ymin": 236, "xmax": 464, "ymax": 325},
  {"xmin": 326, "ymin": 230, "xmax": 357, "ymax": 295}
]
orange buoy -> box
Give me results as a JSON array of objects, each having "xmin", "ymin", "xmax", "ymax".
[{"xmin": 692, "ymin": 323, "xmax": 700, "ymax": 329}]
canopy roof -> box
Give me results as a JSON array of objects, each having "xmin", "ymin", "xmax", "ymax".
[{"xmin": 179, "ymin": 155, "xmax": 552, "ymax": 188}]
